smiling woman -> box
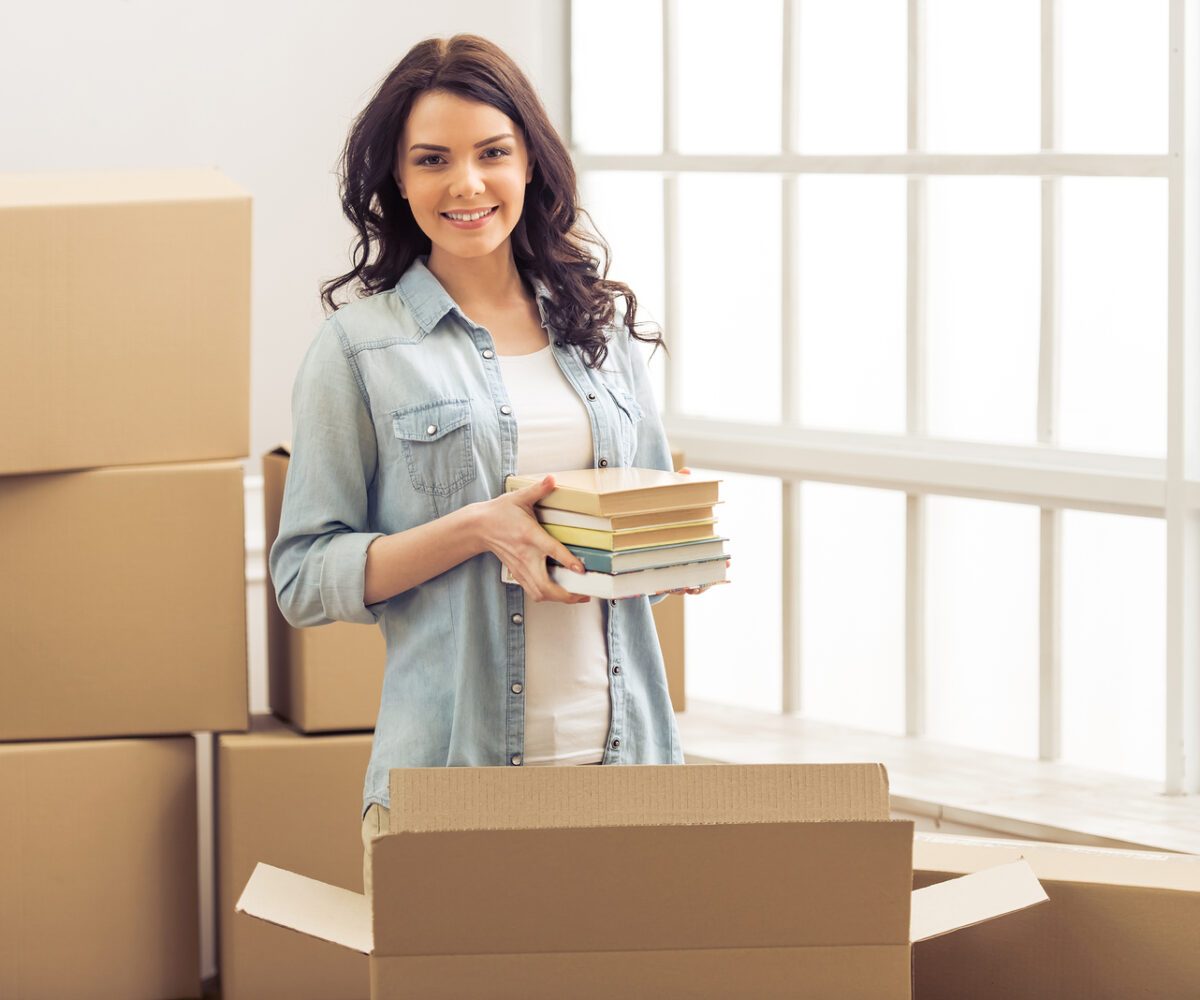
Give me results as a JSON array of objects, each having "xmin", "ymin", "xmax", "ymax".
[{"xmin": 270, "ymin": 34, "xmax": 697, "ymax": 905}]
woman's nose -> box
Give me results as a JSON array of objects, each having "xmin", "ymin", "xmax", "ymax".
[{"xmin": 448, "ymin": 161, "xmax": 485, "ymax": 197}]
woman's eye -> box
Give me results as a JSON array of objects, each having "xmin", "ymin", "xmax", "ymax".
[{"xmin": 417, "ymin": 147, "xmax": 510, "ymax": 167}]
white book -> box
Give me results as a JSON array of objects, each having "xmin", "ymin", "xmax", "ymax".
[{"xmin": 549, "ymin": 557, "xmax": 728, "ymax": 600}]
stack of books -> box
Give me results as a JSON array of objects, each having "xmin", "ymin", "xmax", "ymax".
[{"xmin": 503, "ymin": 467, "xmax": 730, "ymax": 599}]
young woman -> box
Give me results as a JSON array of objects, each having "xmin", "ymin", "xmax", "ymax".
[{"xmin": 268, "ymin": 34, "xmax": 716, "ymax": 897}]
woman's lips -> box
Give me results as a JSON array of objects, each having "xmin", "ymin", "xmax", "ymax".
[{"xmin": 440, "ymin": 206, "xmax": 499, "ymax": 229}]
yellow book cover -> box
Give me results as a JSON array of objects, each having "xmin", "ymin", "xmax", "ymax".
[{"xmin": 541, "ymin": 520, "xmax": 718, "ymax": 551}]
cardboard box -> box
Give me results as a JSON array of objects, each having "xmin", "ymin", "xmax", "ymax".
[
  {"xmin": 0, "ymin": 168, "xmax": 250, "ymax": 476},
  {"xmin": 653, "ymin": 447, "xmax": 687, "ymax": 712},
  {"xmin": 0, "ymin": 459, "xmax": 249, "ymax": 740},
  {"xmin": 0, "ymin": 736, "xmax": 200, "ymax": 999},
  {"xmin": 912, "ymin": 831, "xmax": 1200, "ymax": 998},
  {"xmin": 651, "ymin": 592, "xmax": 685, "ymax": 712},
  {"xmin": 263, "ymin": 444, "xmax": 386, "ymax": 732},
  {"xmin": 217, "ymin": 715, "xmax": 373, "ymax": 1000},
  {"xmin": 237, "ymin": 763, "xmax": 1044, "ymax": 999}
]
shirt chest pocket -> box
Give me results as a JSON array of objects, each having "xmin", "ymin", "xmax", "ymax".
[
  {"xmin": 603, "ymin": 381, "xmax": 643, "ymax": 465},
  {"xmin": 391, "ymin": 398, "xmax": 477, "ymax": 496}
]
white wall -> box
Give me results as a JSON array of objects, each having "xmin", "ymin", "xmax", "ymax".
[
  {"xmin": 2, "ymin": 1, "xmax": 567, "ymax": 983},
  {"xmin": 0, "ymin": 0, "xmax": 568, "ymax": 468}
]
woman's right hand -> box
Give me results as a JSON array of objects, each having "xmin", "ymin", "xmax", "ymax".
[{"xmin": 476, "ymin": 474, "xmax": 591, "ymax": 604}]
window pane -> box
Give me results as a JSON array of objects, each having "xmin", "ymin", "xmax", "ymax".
[
  {"xmin": 925, "ymin": 0, "xmax": 1040, "ymax": 153},
  {"xmin": 1061, "ymin": 510, "xmax": 1165, "ymax": 782},
  {"xmin": 798, "ymin": 175, "xmax": 906, "ymax": 434},
  {"xmin": 925, "ymin": 496, "xmax": 1040, "ymax": 757},
  {"xmin": 570, "ymin": 0, "xmax": 663, "ymax": 154},
  {"xmin": 1059, "ymin": 178, "xmax": 1167, "ymax": 457},
  {"xmin": 800, "ymin": 482, "xmax": 906, "ymax": 734},
  {"xmin": 926, "ymin": 177, "xmax": 1041, "ymax": 445},
  {"xmin": 578, "ymin": 171, "xmax": 667, "ymax": 407},
  {"xmin": 1061, "ymin": 0, "xmax": 1169, "ymax": 154},
  {"xmin": 795, "ymin": 0, "xmax": 907, "ymax": 154},
  {"xmin": 684, "ymin": 470, "xmax": 782, "ymax": 713},
  {"xmin": 677, "ymin": 0, "xmax": 783, "ymax": 154},
  {"xmin": 678, "ymin": 173, "xmax": 782, "ymax": 422}
]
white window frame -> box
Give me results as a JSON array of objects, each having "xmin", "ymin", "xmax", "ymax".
[{"xmin": 567, "ymin": 0, "xmax": 1200, "ymax": 796}]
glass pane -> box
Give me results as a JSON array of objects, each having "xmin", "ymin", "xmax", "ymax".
[
  {"xmin": 578, "ymin": 171, "xmax": 667, "ymax": 407},
  {"xmin": 1059, "ymin": 178, "xmax": 1167, "ymax": 457},
  {"xmin": 1061, "ymin": 0, "xmax": 1169, "ymax": 154},
  {"xmin": 1061, "ymin": 510, "xmax": 1165, "ymax": 782},
  {"xmin": 571, "ymin": 0, "xmax": 663, "ymax": 154},
  {"xmin": 677, "ymin": 0, "xmax": 783, "ymax": 154},
  {"xmin": 925, "ymin": 496, "xmax": 1040, "ymax": 757},
  {"xmin": 678, "ymin": 173, "xmax": 782, "ymax": 422},
  {"xmin": 795, "ymin": 0, "xmax": 907, "ymax": 154},
  {"xmin": 925, "ymin": 0, "xmax": 1040, "ymax": 153},
  {"xmin": 800, "ymin": 482, "xmax": 906, "ymax": 734},
  {"xmin": 684, "ymin": 470, "xmax": 782, "ymax": 713},
  {"xmin": 798, "ymin": 175, "xmax": 906, "ymax": 434},
  {"xmin": 926, "ymin": 177, "xmax": 1041, "ymax": 445}
]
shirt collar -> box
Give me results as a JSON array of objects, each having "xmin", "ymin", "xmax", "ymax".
[{"xmin": 394, "ymin": 254, "xmax": 555, "ymax": 336}]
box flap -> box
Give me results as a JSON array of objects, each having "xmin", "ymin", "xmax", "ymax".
[
  {"xmin": 0, "ymin": 167, "xmax": 250, "ymax": 207},
  {"xmin": 915, "ymin": 831, "xmax": 1200, "ymax": 891},
  {"xmin": 388, "ymin": 762, "xmax": 891, "ymax": 833},
  {"xmin": 235, "ymin": 862, "xmax": 372, "ymax": 955},
  {"xmin": 909, "ymin": 860, "xmax": 1047, "ymax": 943},
  {"xmin": 371, "ymin": 819, "xmax": 915, "ymax": 957}
]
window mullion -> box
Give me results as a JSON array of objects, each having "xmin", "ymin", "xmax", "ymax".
[
  {"xmin": 1038, "ymin": 0, "xmax": 1064, "ymax": 764},
  {"xmin": 1165, "ymin": 0, "xmax": 1200, "ymax": 795},
  {"xmin": 905, "ymin": 0, "xmax": 928, "ymax": 738}
]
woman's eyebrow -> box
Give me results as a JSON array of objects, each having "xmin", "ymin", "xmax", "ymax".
[{"xmin": 409, "ymin": 132, "xmax": 514, "ymax": 153}]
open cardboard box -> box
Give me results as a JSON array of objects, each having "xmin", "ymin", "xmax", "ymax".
[
  {"xmin": 912, "ymin": 831, "xmax": 1200, "ymax": 998},
  {"xmin": 237, "ymin": 763, "xmax": 1044, "ymax": 999}
]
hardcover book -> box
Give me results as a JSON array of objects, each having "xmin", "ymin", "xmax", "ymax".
[{"xmin": 505, "ymin": 467, "xmax": 720, "ymax": 516}]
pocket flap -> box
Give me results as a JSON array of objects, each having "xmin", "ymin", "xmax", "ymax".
[
  {"xmin": 392, "ymin": 399, "xmax": 472, "ymax": 442},
  {"xmin": 603, "ymin": 382, "xmax": 643, "ymax": 421}
]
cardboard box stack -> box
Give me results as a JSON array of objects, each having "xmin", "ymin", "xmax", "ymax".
[{"xmin": 0, "ymin": 168, "xmax": 251, "ymax": 999}]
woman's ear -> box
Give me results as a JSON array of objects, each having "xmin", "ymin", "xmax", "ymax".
[{"xmin": 526, "ymin": 158, "xmax": 535, "ymax": 185}]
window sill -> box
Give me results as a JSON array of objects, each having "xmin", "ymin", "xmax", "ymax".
[{"xmin": 676, "ymin": 698, "xmax": 1200, "ymax": 856}]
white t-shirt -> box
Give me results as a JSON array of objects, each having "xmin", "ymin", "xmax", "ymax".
[{"xmin": 496, "ymin": 344, "xmax": 609, "ymax": 765}]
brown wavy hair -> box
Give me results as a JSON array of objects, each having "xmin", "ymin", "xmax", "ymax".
[{"xmin": 319, "ymin": 33, "xmax": 665, "ymax": 371}]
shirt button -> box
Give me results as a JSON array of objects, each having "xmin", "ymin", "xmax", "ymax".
[
  {"xmin": 610, "ymin": 738, "xmax": 620, "ymax": 749},
  {"xmin": 610, "ymin": 599, "xmax": 617, "ymax": 607},
  {"xmin": 511, "ymin": 753, "xmax": 523, "ymax": 766},
  {"xmin": 426, "ymin": 424, "xmax": 437, "ymax": 435},
  {"xmin": 612, "ymin": 664, "xmax": 621, "ymax": 675},
  {"xmin": 599, "ymin": 458, "xmax": 608, "ymax": 467},
  {"xmin": 511, "ymin": 682, "xmax": 523, "ymax": 694},
  {"xmin": 482, "ymin": 348, "xmax": 495, "ymax": 359},
  {"xmin": 556, "ymin": 339, "xmax": 564, "ymax": 347},
  {"xmin": 511, "ymin": 613, "xmax": 524, "ymax": 625},
  {"xmin": 500, "ymin": 405, "xmax": 513, "ymax": 416},
  {"xmin": 587, "ymin": 392, "xmax": 596, "ymax": 401}
]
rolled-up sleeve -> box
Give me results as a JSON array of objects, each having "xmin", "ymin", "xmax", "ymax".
[
  {"xmin": 269, "ymin": 314, "xmax": 388, "ymax": 627},
  {"xmin": 620, "ymin": 314, "xmax": 675, "ymax": 607}
]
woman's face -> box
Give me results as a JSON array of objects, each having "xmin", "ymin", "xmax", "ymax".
[{"xmin": 395, "ymin": 90, "xmax": 535, "ymax": 263}]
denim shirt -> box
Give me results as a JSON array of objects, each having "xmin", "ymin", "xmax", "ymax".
[{"xmin": 269, "ymin": 255, "xmax": 686, "ymax": 814}]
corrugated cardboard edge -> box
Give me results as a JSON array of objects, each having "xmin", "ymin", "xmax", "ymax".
[
  {"xmin": 388, "ymin": 763, "xmax": 893, "ymax": 833},
  {"xmin": 915, "ymin": 831, "xmax": 1200, "ymax": 892},
  {"xmin": 235, "ymin": 863, "xmax": 372, "ymax": 955},
  {"xmin": 909, "ymin": 859, "xmax": 1047, "ymax": 943}
]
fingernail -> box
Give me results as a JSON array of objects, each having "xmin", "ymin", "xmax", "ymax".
[{"xmin": 574, "ymin": 564, "xmax": 586, "ymax": 573}]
